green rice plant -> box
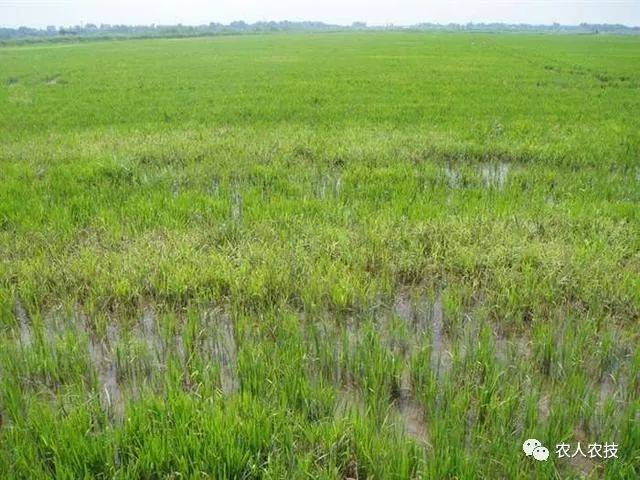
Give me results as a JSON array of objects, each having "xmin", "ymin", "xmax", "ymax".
[{"xmin": 0, "ymin": 32, "xmax": 638, "ymax": 478}]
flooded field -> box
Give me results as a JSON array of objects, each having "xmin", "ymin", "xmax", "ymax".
[
  {"xmin": 3, "ymin": 290, "xmax": 637, "ymax": 477},
  {"xmin": 1, "ymin": 32, "xmax": 639, "ymax": 478}
]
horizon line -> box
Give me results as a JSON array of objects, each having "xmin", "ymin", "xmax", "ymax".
[{"xmin": 2, "ymin": 19, "xmax": 639, "ymax": 29}]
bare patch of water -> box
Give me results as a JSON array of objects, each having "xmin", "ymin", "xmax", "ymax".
[
  {"xmin": 334, "ymin": 384, "xmax": 366, "ymax": 418},
  {"xmin": 394, "ymin": 369, "xmax": 429, "ymax": 443},
  {"xmin": 79, "ymin": 313, "xmax": 123, "ymax": 422},
  {"xmin": 45, "ymin": 74, "xmax": 61, "ymax": 85},
  {"xmin": 385, "ymin": 294, "xmax": 433, "ymax": 442},
  {"xmin": 444, "ymin": 165, "xmax": 461, "ymax": 188},
  {"xmin": 393, "ymin": 293, "xmax": 429, "ymax": 335},
  {"xmin": 14, "ymin": 300, "xmax": 31, "ymax": 347},
  {"xmin": 537, "ymin": 392, "xmax": 551, "ymax": 422},
  {"xmin": 493, "ymin": 332, "xmax": 533, "ymax": 365},
  {"xmin": 205, "ymin": 309, "xmax": 240, "ymax": 395},
  {"xmin": 430, "ymin": 294, "xmax": 446, "ymax": 375},
  {"xmin": 345, "ymin": 317, "xmax": 359, "ymax": 355},
  {"xmin": 392, "ymin": 292, "xmax": 451, "ymax": 379},
  {"xmin": 481, "ymin": 162, "xmax": 509, "ymax": 189},
  {"xmin": 174, "ymin": 331, "xmax": 186, "ymax": 366},
  {"xmin": 334, "ymin": 175, "xmax": 342, "ymax": 197},
  {"xmin": 597, "ymin": 374, "xmax": 617, "ymax": 407},
  {"xmin": 139, "ymin": 308, "xmax": 164, "ymax": 365},
  {"xmin": 230, "ymin": 187, "xmax": 242, "ymax": 222},
  {"xmin": 208, "ymin": 177, "xmax": 220, "ymax": 196},
  {"xmin": 571, "ymin": 427, "xmax": 597, "ymax": 477},
  {"xmin": 317, "ymin": 172, "xmax": 342, "ymax": 199},
  {"xmin": 464, "ymin": 402, "xmax": 478, "ymax": 451}
]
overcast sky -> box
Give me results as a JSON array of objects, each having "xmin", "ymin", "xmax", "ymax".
[{"xmin": 1, "ymin": 0, "xmax": 639, "ymax": 28}]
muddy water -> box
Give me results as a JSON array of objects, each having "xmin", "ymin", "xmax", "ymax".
[
  {"xmin": 429, "ymin": 294, "xmax": 448, "ymax": 377},
  {"xmin": 312, "ymin": 309, "xmax": 428, "ymax": 440},
  {"xmin": 537, "ymin": 392, "xmax": 551, "ymax": 421},
  {"xmin": 395, "ymin": 368, "xmax": 429, "ymax": 443},
  {"xmin": 174, "ymin": 332, "xmax": 186, "ymax": 367},
  {"xmin": 317, "ymin": 172, "xmax": 342, "ymax": 199},
  {"xmin": 230, "ymin": 187, "xmax": 242, "ymax": 222},
  {"xmin": 80, "ymin": 314, "xmax": 123, "ymax": 422},
  {"xmin": 204, "ymin": 309, "xmax": 240, "ymax": 395},
  {"xmin": 444, "ymin": 165, "xmax": 461, "ymax": 188},
  {"xmin": 208, "ymin": 176, "xmax": 220, "ymax": 196},
  {"xmin": 443, "ymin": 163, "xmax": 510, "ymax": 190},
  {"xmin": 7, "ymin": 297, "xmax": 630, "ymax": 465},
  {"xmin": 388, "ymin": 294, "xmax": 437, "ymax": 441},
  {"xmin": 392, "ymin": 293, "xmax": 450, "ymax": 378},
  {"xmin": 481, "ymin": 162, "xmax": 509, "ymax": 189},
  {"xmin": 14, "ymin": 300, "xmax": 31, "ymax": 347},
  {"xmin": 334, "ymin": 385, "xmax": 366, "ymax": 418},
  {"xmin": 493, "ymin": 332, "xmax": 532, "ymax": 365},
  {"xmin": 139, "ymin": 308, "xmax": 164, "ymax": 365},
  {"xmin": 45, "ymin": 75, "xmax": 61, "ymax": 85},
  {"xmin": 598, "ymin": 374, "xmax": 617, "ymax": 406}
]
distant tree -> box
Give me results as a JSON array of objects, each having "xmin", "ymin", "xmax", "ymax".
[
  {"xmin": 0, "ymin": 20, "xmax": 638, "ymax": 43},
  {"xmin": 230, "ymin": 21, "xmax": 248, "ymax": 30}
]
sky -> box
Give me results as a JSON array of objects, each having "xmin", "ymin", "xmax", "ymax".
[{"xmin": 1, "ymin": 0, "xmax": 639, "ymax": 28}]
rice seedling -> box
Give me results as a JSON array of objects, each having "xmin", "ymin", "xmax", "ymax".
[{"xmin": 0, "ymin": 32, "xmax": 638, "ymax": 478}]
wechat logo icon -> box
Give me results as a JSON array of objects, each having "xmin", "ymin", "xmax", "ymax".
[{"xmin": 523, "ymin": 439, "xmax": 549, "ymax": 461}]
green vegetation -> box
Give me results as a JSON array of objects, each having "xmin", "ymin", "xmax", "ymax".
[
  {"xmin": 3, "ymin": 21, "xmax": 639, "ymax": 46},
  {"xmin": 0, "ymin": 32, "xmax": 639, "ymax": 478}
]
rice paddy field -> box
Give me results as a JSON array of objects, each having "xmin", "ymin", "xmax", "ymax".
[{"xmin": 0, "ymin": 31, "xmax": 639, "ymax": 478}]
